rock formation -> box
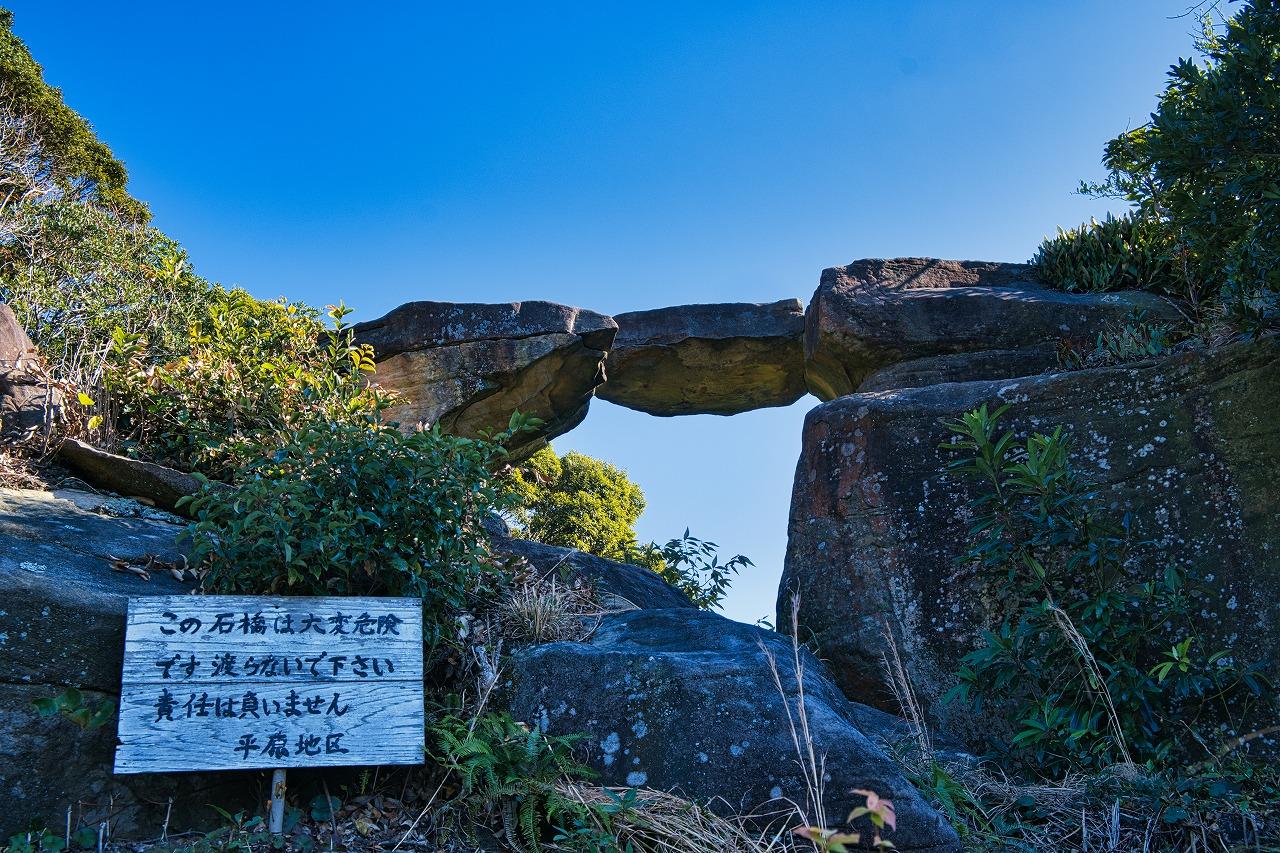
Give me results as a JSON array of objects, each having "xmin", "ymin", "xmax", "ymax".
[
  {"xmin": 506, "ymin": 608, "xmax": 962, "ymax": 852},
  {"xmin": 352, "ymin": 301, "xmax": 616, "ymax": 459},
  {"xmin": 0, "ymin": 488, "xmax": 251, "ymax": 836},
  {"xmin": 803, "ymin": 257, "xmax": 1181, "ymax": 399},
  {"xmin": 58, "ymin": 438, "xmax": 217, "ymax": 513},
  {"xmin": 780, "ymin": 335, "xmax": 1280, "ymax": 743},
  {"xmin": 1, "ymin": 303, "xmax": 58, "ymax": 441},
  {"xmin": 598, "ymin": 300, "xmax": 807, "ymax": 415}
]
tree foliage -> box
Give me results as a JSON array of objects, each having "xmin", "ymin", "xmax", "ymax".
[
  {"xmin": 1034, "ymin": 1, "xmax": 1280, "ymax": 332},
  {"xmin": 0, "ymin": 9, "xmax": 145, "ymax": 220},
  {"xmin": 506, "ymin": 447, "xmax": 750, "ymax": 609},
  {"xmin": 507, "ymin": 446, "xmax": 647, "ymax": 560}
]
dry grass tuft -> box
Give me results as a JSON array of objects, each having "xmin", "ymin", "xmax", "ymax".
[
  {"xmin": 557, "ymin": 783, "xmax": 799, "ymax": 853},
  {"xmin": 495, "ymin": 554, "xmax": 633, "ymax": 646}
]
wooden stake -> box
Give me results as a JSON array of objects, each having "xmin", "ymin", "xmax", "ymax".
[{"xmin": 269, "ymin": 768, "xmax": 287, "ymax": 836}]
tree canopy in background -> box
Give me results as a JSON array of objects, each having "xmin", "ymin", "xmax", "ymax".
[
  {"xmin": 0, "ymin": 8, "xmax": 145, "ymax": 221},
  {"xmin": 507, "ymin": 446, "xmax": 647, "ymax": 560}
]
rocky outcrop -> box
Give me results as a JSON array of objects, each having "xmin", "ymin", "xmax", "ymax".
[
  {"xmin": 0, "ymin": 488, "xmax": 253, "ymax": 838},
  {"xmin": 352, "ymin": 301, "xmax": 616, "ymax": 459},
  {"xmin": 780, "ymin": 337, "xmax": 1280, "ymax": 744},
  {"xmin": 506, "ymin": 608, "xmax": 962, "ymax": 852},
  {"xmin": 58, "ymin": 439, "xmax": 216, "ymax": 513},
  {"xmin": 598, "ymin": 300, "xmax": 807, "ymax": 416},
  {"xmin": 491, "ymin": 531, "xmax": 694, "ymax": 611},
  {"xmin": 856, "ymin": 348, "xmax": 1062, "ymax": 393},
  {"xmin": 1, "ymin": 303, "xmax": 58, "ymax": 440},
  {"xmin": 803, "ymin": 258, "xmax": 1181, "ymax": 399}
]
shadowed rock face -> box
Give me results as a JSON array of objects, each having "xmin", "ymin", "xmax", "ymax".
[
  {"xmin": 598, "ymin": 300, "xmax": 807, "ymax": 416},
  {"xmin": 780, "ymin": 336, "xmax": 1280, "ymax": 746},
  {"xmin": 352, "ymin": 301, "xmax": 616, "ymax": 459},
  {"xmin": 1, "ymin": 303, "xmax": 57, "ymax": 440},
  {"xmin": 803, "ymin": 258, "xmax": 1181, "ymax": 399},
  {"xmin": 506, "ymin": 608, "xmax": 963, "ymax": 853},
  {"xmin": 0, "ymin": 488, "xmax": 255, "ymax": 838}
]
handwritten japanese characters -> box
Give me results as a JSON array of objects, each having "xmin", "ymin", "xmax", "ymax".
[{"xmin": 114, "ymin": 596, "xmax": 425, "ymax": 774}]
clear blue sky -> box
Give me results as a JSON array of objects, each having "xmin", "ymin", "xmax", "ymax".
[{"xmin": 9, "ymin": 1, "xmax": 1201, "ymax": 622}]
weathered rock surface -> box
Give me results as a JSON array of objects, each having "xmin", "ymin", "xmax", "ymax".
[
  {"xmin": 491, "ymin": 531, "xmax": 694, "ymax": 611},
  {"xmin": 856, "ymin": 348, "xmax": 1062, "ymax": 393},
  {"xmin": 506, "ymin": 608, "xmax": 962, "ymax": 853},
  {"xmin": 803, "ymin": 258, "xmax": 1181, "ymax": 399},
  {"xmin": 0, "ymin": 488, "xmax": 254, "ymax": 838},
  {"xmin": 598, "ymin": 300, "xmax": 807, "ymax": 416},
  {"xmin": 352, "ymin": 301, "xmax": 616, "ymax": 459},
  {"xmin": 58, "ymin": 438, "xmax": 216, "ymax": 513},
  {"xmin": 780, "ymin": 337, "xmax": 1280, "ymax": 745},
  {"xmin": 1, "ymin": 303, "xmax": 57, "ymax": 440}
]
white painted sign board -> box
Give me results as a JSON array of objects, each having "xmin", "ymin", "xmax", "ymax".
[{"xmin": 114, "ymin": 595, "xmax": 424, "ymax": 774}]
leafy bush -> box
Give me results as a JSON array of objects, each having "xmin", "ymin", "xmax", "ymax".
[
  {"xmin": 181, "ymin": 413, "xmax": 535, "ymax": 645},
  {"xmin": 105, "ymin": 295, "xmax": 390, "ymax": 480},
  {"xmin": 1091, "ymin": 308, "xmax": 1173, "ymax": 365},
  {"xmin": 1058, "ymin": 308, "xmax": 1175, "ymax": 369},
  {"xmin": 1031, "ymin": 213, "xmax": 1177, "ymax": 295},
  {"xmin": 0, "ymin": 20, "xmax": 387, "ymax": 476},
  {"xmin": 629, "ymin": 531, "xmax": 753, "ymax": 610},
  {"xmin": 1036, "ymin": 2, "xmax": 1280, "ymax": 331},
  {"xmin": 0, "ymin": 200, "xmax": 211, "ymax": 386},
  {"xmin": 941, "ymin": 404, "xmax": 1268, "ymax": 775}
]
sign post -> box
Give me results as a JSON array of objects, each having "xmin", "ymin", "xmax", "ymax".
[{"xmin": 114, "ymin": 595, "xmax": 425, "ymax": 832}]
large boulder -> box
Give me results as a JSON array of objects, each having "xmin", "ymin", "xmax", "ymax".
[
  {"xmin": 598, "ymin": 300, "xmax": 808, "ymax": 415},
  {"xmin": 0, "ymin": 488, "xmax": 254, "ymax": 838},
  {"xmin": 506, "ymin": 608, "xmax": 962, "ymax": 853},
  {"xmin": 1, "ymin": 303, "xmax": 57, "ymax": 441},
  {"xmin": 779, "ymin": 337, "xmax": 1280, "ymax": 744},
  {"xmin": 803, "ymin": 258, "xmax": 1181, "ymax": 399},
  {"xmin": 491, "ymin": 531, "xmax": 694, "ymax": 611},
  {"xmin": 352, "ymin": 301, "xmax": 616, "ymax": 459}
]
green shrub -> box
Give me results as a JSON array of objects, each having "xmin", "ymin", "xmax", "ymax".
[
  {"xmin": 432, "ymin": 712, "xmax": 595, "ymax": 852},
  {"xmin": 104, "ymin": 295, "xmax": 390, "ymax": 480},
  {"xmin": 627, "ymin": 531, "xmax": 752, "ymax": 610},
  {"xmin": 1092, "ymin": 308, "xmax": 1173, "ymax": 365},
  {"xmin": 1040, "ymin": 2, "xmax": 1280, "ymax": 330},
  {"xmin": 1031, "ymin": 213, "xmax": 1177, "ymax": 295},
  {"xmin": 180, "ymin": 413, "xmax": 535, "ymax": 645},
  {"xmin": 0, "ymin": 200, "xmax": 211, "ymax": 384},
  {"xmin": 941, "ymin": 404, "xmax": 1268, "ymax": 776}
]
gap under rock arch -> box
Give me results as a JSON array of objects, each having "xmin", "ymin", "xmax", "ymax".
[{"xmin": 551, "ymin": 396, "xmax": 812, "ymax": 625}]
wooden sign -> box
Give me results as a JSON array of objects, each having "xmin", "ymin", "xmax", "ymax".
[{"xmin": 114, "ymin": 595, "xmax": 425, "ymax": 774}]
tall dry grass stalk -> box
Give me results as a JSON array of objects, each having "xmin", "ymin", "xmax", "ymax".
[
  {"xmin": 879, "ymin": 620, "xmax": 932, "ymax": 763},
  {"xmin": 1047, "ymin": 604, "xmax": 1133, "ymax": 768},
  {"xmin": 758, "ymin": 592, "xmax": 828, "ymax": 833}
]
